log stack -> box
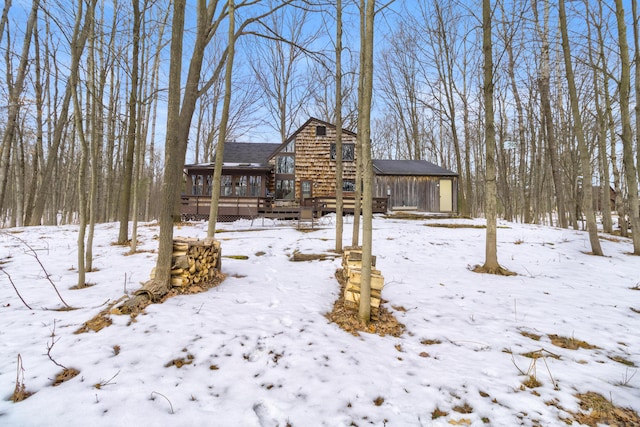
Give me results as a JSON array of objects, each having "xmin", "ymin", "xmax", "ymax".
[
  {"xmin": 342, "ymin": 247, "xmax": 384, "ymax": 318},
  {"xmin": 152, "ymin": 238, "xmax": 222, "ymax": 287}
]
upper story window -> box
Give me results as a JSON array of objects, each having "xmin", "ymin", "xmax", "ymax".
[
  {"xmin": 330, "ymin": 143, "xmax": 355, "ymax": 161},
  {"xmin": 282, "ymin": 139, "xmax": 295, "ymax": 153},
  {"xmin": 316, "ymin": 125, "xmax": 326, "ymax": 136},
  {"xmin": 276, "ymin": 155, "xmax": 295, "ymax": 174}
]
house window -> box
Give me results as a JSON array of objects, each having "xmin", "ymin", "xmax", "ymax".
[
  {"xmin": 301, "ymin": 180, "xmax": 313, "ymax": 199},
  {"xmin": 276, "ymin": 155, "xmax": 295, "ymax": 174},
  {"xmin": 192, "ymin": 174, "xmax": 204, "ymax": 195},
  {"xmin": 205, "ymin": 175, "xmax": 212, "ymax": 195},
  {"xmin": 221, "ymin": 175, "xmax": 233, "ymax": 196},
  {"xmin": 316, "ymin": 125, "xmax": 326, "ymax": 136},
  {"xmin": 282, "ymin": 139, "xmax": 295, "ymax": 153},
  {"xmin": 342, "ymin": 179, "xmax": 355, "ymax": 192},
  {"xmin": 248, "ymin": 176, "xmax": 262, "ymax": 196},
  {"xmin": 236, "ymin": 176, "xmax": 247, "ymax": 196},
  {"xmin": 330, "ymin": 143, "xmax": 355, "ymax": 161},
  {"xmin": 275, "ymin": 179, "xmax": 295, "ymax": 200}
]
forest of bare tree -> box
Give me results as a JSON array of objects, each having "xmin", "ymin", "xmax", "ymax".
[{"xmin": 1, "ymin": 0, "xmax": 639, "ymax": 247}]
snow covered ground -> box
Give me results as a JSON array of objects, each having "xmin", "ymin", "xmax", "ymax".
[{"xmin": 0, "ymin": 215, "xmax": 638, "ymax": 426}]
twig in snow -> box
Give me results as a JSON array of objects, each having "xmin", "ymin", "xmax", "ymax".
[
  {"xmin": 46, "ymin": 320, "xmax": 67, "ymax": 370},
  {"xmin": 3, "ymin": 232, "xmax": 71, "ymax": 308},
  {"xmin": 150, "ymin": 391, "xmax": 174, "ymax": 414},
  {"xmin": 1, "ymin": 266, "xmax": 32, "ymax": 309}
]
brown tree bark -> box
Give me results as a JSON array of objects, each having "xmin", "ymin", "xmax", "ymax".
[
  {"xmin": 559, "ymin": 0, "xmax": 603, "ymax": 255},
  {"xmin": 208, "ymin": 0, "xmax": 236, "ymax": 239},
  {"xmin": 29, "ymin": 0, "xmax": 97, "ymax": 225},
  {"xmin": 0, "ymin": 0, "xmax": 39, "ymax": 213},
  {"xmin": 335, "ymin": 0, "xmax": 344, "ymax": 254},
  {"xmin": 358, "ymin": 0, "xmax": 375, "ymax": 324},
  {"xmin": 614, "ymin": 0, "xmax": 640, "ymax": 254},
  {"xmin": 480, "ymin": 0, "xmax": 502, "ymax": 273},
  {"xmin": 118, "ymin": 0, "xmax": 141, "ymax": 244}
]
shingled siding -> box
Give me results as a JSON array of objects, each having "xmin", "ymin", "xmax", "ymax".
[{"xmin": 271, "ymin": 119, "xmax": 358, "ymax": 200}]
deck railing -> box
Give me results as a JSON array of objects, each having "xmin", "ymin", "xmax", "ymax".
[{"xmin": 180, "ymin": 194, "xmax": 388, "ymax": 220}]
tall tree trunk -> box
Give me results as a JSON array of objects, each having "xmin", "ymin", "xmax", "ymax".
[
  {"xmin": 533, "ymin": 0, "xmax": 567, "ymax": 229},
  {"xmin": 559, "ymin": 0, "xmax": 603, "ymax": 255},
  {"xmin": 73, "ymin": 84, "xmax": 89, "ymax": 287},
  {"xmin": 208, "ymin": 0, "xmax": 236, "ymax": 239},
  {"xmin": 635, "ymin": 0, "xmax": 640, "ymax": 186},
  {"xmin": 615, "ymin": 0, "xmax": 640, "ymax": 253},
  {"xmin": 131, "ymin": 0, "xmax": 145, "ymax": 253},
  {"xmin": 0, "ymin": 0, "xmax": 39, "ymax": 212},
  {"xmin": 480, "ymin": 0, "xmax": 502, "ymax": 272},
  {"xmin": 588, "ymin": 1, "xmax": 613, "ymax": 234},
  {"xmin": 24, "ymin": 21, "xmax": 43, "ymax": 226},
  {"xmin": 335, "ymin": 0, "xmax": 344, "ymax": 253},
  {"xmin": 118, "ymin": 0, "xmax": 141, "ymax": 244},
  {"xmin": 29, "ymin": 0, "xmax": 96, "ymax": 225},
  {"xmin": 358, "ymin": 0, "xmax": 375, "ymax": 324},
  {"xmin": 153, "ymin": 0, "xmax": 185, "ymax": 290},
  {"xmin": 352, "ymin": 0, "xmax": 365, "ymax": 248}
]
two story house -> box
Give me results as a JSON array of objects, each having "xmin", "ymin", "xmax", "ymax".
[{"xmin": 181, "ymin": 117, "xmax": 457, "ymax": 221}]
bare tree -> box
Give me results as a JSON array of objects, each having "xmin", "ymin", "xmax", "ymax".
[
  {"xmin": 614, "ymin": 0, "xmax": 640, "ymax": 254},
  {"xmin": 358, "ymin": 0, "xmax": 375, "ymax": 324},
  {"xmin": 29, "ymin": 0, "xmax": 97, "ymax": 225},
  {"xmin": 208, "ymin": 0, "xmax": 236, "ymax": 239},
  {"xmin": 117, "ymin": 0, "xmax": 142, "ymax": 244},
  {"xmin": 480, "ymin": 0, "xmax": 499, "ymax": 272},
  {"xmin": 250, "ymin": 6, "xmax": 318, "ymax": 142},
  {"xmin": 558, "ymin": 0, "xmax": 602, "ymax": 255},
  {"xmin": 0, "ymin": 0, "xmax": 39, "ymax": 213},
  {"xmin": 335, "ymin": 0, "xmax": 344, "ymax": 254}
]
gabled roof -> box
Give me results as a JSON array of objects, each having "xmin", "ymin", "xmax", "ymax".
[
  {"xmin": 372, "ymin": 159, "xmax": 458, "ymax": 176},
  {"xmin": 269, "ymin": 117, "xmax": 357, "ymax": 158}
]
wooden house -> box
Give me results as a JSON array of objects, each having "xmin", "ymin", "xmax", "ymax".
[{"xmin": 181, "ymin": 117, "xmax": 457, "ymax": 221}]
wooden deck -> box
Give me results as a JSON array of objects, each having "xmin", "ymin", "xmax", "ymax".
[{"xmin": 180, "ymin": 195, "xmax": 388, "ymax": 222}]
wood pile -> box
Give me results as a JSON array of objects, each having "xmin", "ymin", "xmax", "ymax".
[
  {"xmin": 152, "ymin": 238, "xmax": 221, "ymax": 287},
  {"xmin": 342, "ymin": 247, "xmax": 384, "ymax": 319}
]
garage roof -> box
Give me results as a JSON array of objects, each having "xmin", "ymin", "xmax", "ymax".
[{"xmin": 372, "ymin": 160, "xmax": 457, "ymax": 176}]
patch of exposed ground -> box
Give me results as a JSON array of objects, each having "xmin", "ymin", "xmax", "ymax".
[
  {"xmin": 548, "ymin": 334, "xmax": 599, "ymax": 350},
  {"xmin": 547, "ymin": 392, "xmax": 640, "ymax": 427}
]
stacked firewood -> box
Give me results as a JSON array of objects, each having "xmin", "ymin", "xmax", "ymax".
[
  {"xmin": 167, "ymin": 238, "xmax": 221, "ymax": 287},
  {"xmin": 342, "ymin": 247, "xmax": 384, "ymax": 318}
]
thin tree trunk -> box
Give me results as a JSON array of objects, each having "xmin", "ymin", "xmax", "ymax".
[
  {"xmin": 352, "ymin": 0, "xmax": 365, "ymax": 248},
  {"xmin": 480, "ymin": 0, "xmax": 501, "ymax": 272},
  {"xmin": 335, "ymin": 0, "xmax": 344, "ymax": 253},
  {"xmin": 358, "ymin": 0, "xmax": 375, "ymax": 324},
  {"xmin": 118, "ymin": 0, "xmax": 141, "ymax": 244},
  {"xmin": 73, "ymin": 84, "xmax": 89, "ymax": 287},
  {"xmin": 614, "ymin": 0, "xmax": 640, "ymax": 253},
  {"xmin": 24, "ymin": 21, "xmax": 43, "ymax": 226},
  {"xmin": 559, "ymin": 0, "xmax": 603, "ymax": 255},
  {"xmin": 533, "ymin": 0, "xmax": 567, "ymax": 229},
  {"xmin": 0, "ymin": 0, "xmax": 11, "ymax": 46},
  {"xmin": 588, "ymin": 1, "xmax": 613, "ymax": 234},
  {"xmin": 0, "ymin": 0, "xmax": 39, "ymax": 212},
  {"xmin": 131, "ymin": 0, "xmax": 145, "ymax": 253},
  {"xmin": 208, "ymin": 0, "xmax": 236, "ymax": 239},
  {"xmin": 29, "ymin": 0, "xmax": 96, "ymax": 225}
]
